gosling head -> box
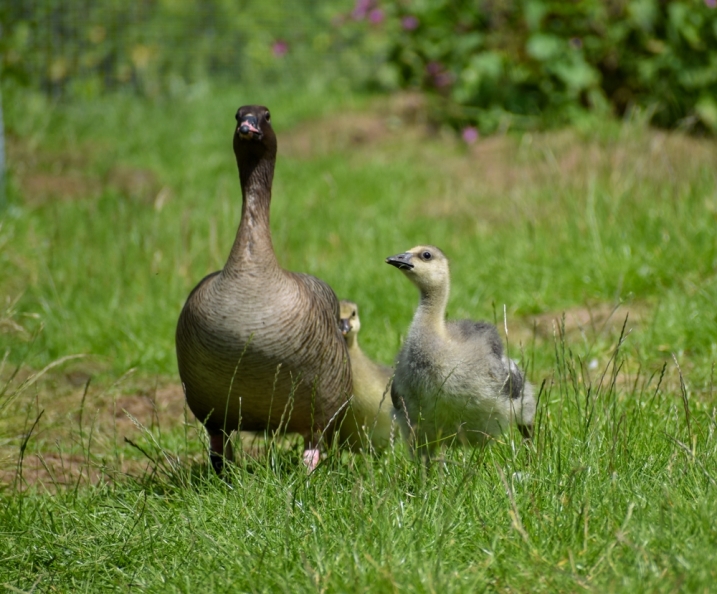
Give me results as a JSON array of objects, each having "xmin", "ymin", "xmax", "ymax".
[
  {"xmin": 339, "ymin": 300, "xmax": 361, "ymax": 345},
  {"xmin": 386, "ymin": 245, "xmax": 450, "ymax": 295},
  {"xmin": 233, "ymin": 105, "xmax": 277, "ymax": 161}
]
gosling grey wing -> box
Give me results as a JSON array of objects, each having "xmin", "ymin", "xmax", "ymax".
[{"xmin": 451, "ymin": 319, "xmax": 504, "ymax": 358}]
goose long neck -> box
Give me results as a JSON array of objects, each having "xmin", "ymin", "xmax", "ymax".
[
  {"xmin": 226, "ymin": 152, "xmax": 279, "ymax": 273},
  {"xmin": 413, "ymin": 281, "xmax": 449, "ymax": 337}
]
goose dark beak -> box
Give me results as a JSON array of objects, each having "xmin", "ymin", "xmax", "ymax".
[
  {"xmin": 339, "ymin": 318, "xmax": 351, "ymax": 336},
  {"xmin": 386, "ymin": 252, "xmax": 414, "ymax": 270},
  {"xmin": 237, "ymin": 114, "xmax": 262, "ymax": 140}
]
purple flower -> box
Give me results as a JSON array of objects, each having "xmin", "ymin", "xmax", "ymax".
[
  {"xmin": 570, "ymin": 37, "xmax": 583, "ymax": 49},
  {"xmin": 426, "ymin": 61, "xmax": 442, "ymax": 76},
  {"xmin": 462, "ymin": 126, "xmax": 479, "ymax": 144},
  {"xmin": 705, "ymin": 0, "xmax": 716, "ymax": 7},
  {"xmin": 425, "ymin": 61, "xmax": 453, "ymax": 88},
  {"xmin": 272, "ymin": 40, "xmax": 288, "ymax": 57},
  {"xmin": 352, "ymin": 0, "xmax": 374, "ymax": 20},
  {"xmin": 401, "ymin": 15, "xmax": 419, "ymax": 30},
  {"xmin": 435, "ymin": 73, "xmax": 453, "ymax": 87},
  {"xmin": 368, "ymin": 8, "xmax": 384, "ymax": 24}
]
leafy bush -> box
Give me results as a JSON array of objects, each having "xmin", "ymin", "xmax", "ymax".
[
  {"xmin": 380, "ymin": 0, "xmax": 717, "ymax": 133},
  {"xmin": 4, "ymin": 0, "xmax": 717, "ymax": 135}
]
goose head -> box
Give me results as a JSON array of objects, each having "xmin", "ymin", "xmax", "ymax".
[
  {"xmin": 233, "ymin": 105, "xmax": 277, "ymax": 162},
  {"xmin": 386, "ymin": 245, "xmax": 450, "ymax": 295},
  {"xmin": 339, "ymin": 300, "xmax": 361, "ymax": 338}
]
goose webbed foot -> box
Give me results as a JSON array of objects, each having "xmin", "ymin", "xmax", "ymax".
[{"xmin": 210, "ymin": 451, "xmax": 228, "ymax": 476}]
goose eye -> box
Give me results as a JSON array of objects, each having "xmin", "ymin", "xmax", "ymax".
[
  {"xmin": 265, "ymin": 111, "xmax": 271, "ymax": 122},
  {"xmin": 422, "ymin": 251, "xmax": 432, "ymax": 260},
  {"xmin": 352, "ymin": 311, "xmax": 356, "ymax": 317}
]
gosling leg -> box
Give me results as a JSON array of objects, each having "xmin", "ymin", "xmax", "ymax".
[{"xmin": 518, "ymin": 424, "xmax": 533, "ymax": 440}]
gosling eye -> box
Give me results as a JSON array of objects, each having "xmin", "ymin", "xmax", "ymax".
[
  {"xmin": 235, "ymin": 111, "xmax": 241, "ymax": 122},
  {"xmin": 421, "ymin": 251, "xmax": 432, "ymax": 261},
  {"xmin": 265, "ymin": 111, "xmax": 271, "ymax": 122}
]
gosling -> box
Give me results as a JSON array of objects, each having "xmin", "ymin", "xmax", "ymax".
[
  {"xmin": 386, "ymin": 245, "xmax": 535, "ymax": 456},
  {"xmin": 337, "ymin": 300, "xmax": 395, "ymax": 452}
]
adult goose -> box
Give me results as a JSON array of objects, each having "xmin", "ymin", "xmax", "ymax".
[
  {"xmin": 338, "ymin": 300, "xmax": 394, "ymax": 452},
  {"xmin": 176, "ymin": 106, "xmax": 352, "ymax": 474},
  {"xmin": 386, "ymin": 245, "xmax": 535, "ymax": 456}
]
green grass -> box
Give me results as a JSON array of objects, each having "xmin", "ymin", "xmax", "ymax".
[{"xmin": 1, "ymin": 81, "xmax": 716, "ymax": 592}]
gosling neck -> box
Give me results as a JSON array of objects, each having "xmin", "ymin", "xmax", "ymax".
[
  {"xmin": 412, "ymin": 281, "xmax": 449, "ymax": 338},
  {"xmin": 225, "ymin": 151, "xmax": 279, "ymax": 274},
  {"xmin": 345, "ymin": 332, "xmax": 358, "ymax": 351}
]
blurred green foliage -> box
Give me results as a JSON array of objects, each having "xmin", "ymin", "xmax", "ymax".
[
  {"xmin": 2, "ymin": 0, "xmax": 716, "ymax": 134},
  {"xmin": 0, "ymin": 0, "xmax": 388, "ymax": 99},
  {"xmin": 383, "ymin": 0, "xmax": 717, "ymax": 133}
]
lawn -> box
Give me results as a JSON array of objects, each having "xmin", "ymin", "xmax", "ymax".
[{"xmin": 1, "ymin": 82, "xmax": 716, "ymax": 592}]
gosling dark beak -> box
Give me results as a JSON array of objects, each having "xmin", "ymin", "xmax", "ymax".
[
  {"xmin": 386, "ymin": 252, "xmax": 414, "ymax": 271},
  {"xmin": 339, "ymin": 318, "xmax": 351, "ymax": 336},
  {"xmin": 237, "ymin": 114, "xmax": 262, "ymax": 140}
]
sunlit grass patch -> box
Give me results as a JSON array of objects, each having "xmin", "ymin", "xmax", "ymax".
[{"xmin": 0, "ymin": 325, "xmax": 715, "ymax": 591}]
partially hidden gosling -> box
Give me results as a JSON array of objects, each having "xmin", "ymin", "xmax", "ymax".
[
  {"xmin": 386, "ymin": 245, "xmax": 535, "ymax": 455},
  {"xmin": 338, "ymin": 300, "xmax": 395, "ymax": 452}
]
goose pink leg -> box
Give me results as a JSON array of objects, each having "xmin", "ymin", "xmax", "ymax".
[{"xmin": 302, "ymin": 448, "xmax": 321, "ymax": 472}]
